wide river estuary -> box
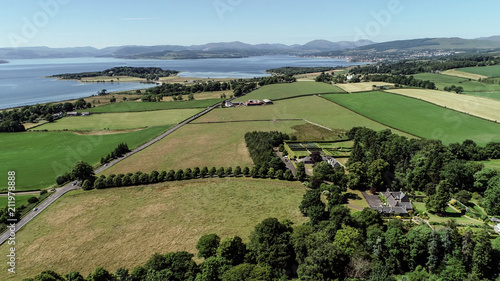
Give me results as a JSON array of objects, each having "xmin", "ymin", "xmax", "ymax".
[{"xmin": 0, "ymin": 55, "xmax": 363, "ymax": 109}]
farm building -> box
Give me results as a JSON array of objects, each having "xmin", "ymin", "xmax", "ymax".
[
  {"xmin": 374, "ymin": 189, "xmax": 413, "ymax": 216},
  {"xmin": 245, "ymin": 99, "xmax": 262, "ymax": 106},
  {"xmin": 66, "ymin": 112, "xmax": 78, "ymax": 116},
  {"xmin": 495, "ymin": 224, "xmax": 500, "ymax": 234},
  {"xmin": 225, "ymin": 101, "xmax": 234, "ymax": 107},
  {"xmin": 81, "ymin": 112, "xmax": 91, "ymax": 116},
  {"xmin": 263, "ymin": 99, "xmax": 273, "ymax": 104}
]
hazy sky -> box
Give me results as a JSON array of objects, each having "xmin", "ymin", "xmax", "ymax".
[{"xmin": 1, "ymin": 0, "xmax": 498, "ymax": 48}]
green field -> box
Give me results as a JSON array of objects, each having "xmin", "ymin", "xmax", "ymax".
[
  {"xmin": 0, "ymin": 178, "xmax": 307, "ymax": 280},
  {"xmin": 414, "ymin": 73, "xmax": 500, "ymax": 100},
  {"xmin": 234, "ymin": 82, "xmax": 345, "ymax": 102},
  {"xmin": 104, "ymin": 96, "xmax": 408, "ymax": 177},
  {"xmin": 35, "ymin": 109, "xmax": 201, "ymax": 131},
  {"xmin": 479, "ymin": 159, "xmax": 500, "ymax": 171},
  {"xmin": 458, "ymin": 65, "xmax": 500, "ymax": 78},
  {"xmin": 0, "ymin": 194, "xmax": 34, "ymax": 207},
  {"xmin": 103, "ymin": 120, "xmax": 304, "ymax": 176},
  {"xmin": 83, "ymin": 99, "xmax": 223, "ymax": 113},
  {"xmin": 197, "ymin": 96, "xmax": 411, "ymax": 136},
  {"xmin": 0, "ymin": 126, "xmax": 169, "ymax": 191},
  {"xmin": 323, "ymin": 92, "xmax": 500, "ymax": 145}
]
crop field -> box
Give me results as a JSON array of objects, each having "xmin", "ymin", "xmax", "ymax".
[
  {"xmin": 0, "ymin": 178, "xmax": 307, "ymax": 280},
  {"xmin": 0, "ymin": 126, "xmax": 169, "ymax": 191},
  {"xmin": 457, "ymin": 65, "xmax": 500, "ymax": 78},
  {"xmin": 196, "ymin": 96, "xmax": 411, "ymax": 136},
  {"xmin": 385, "ymin": 88, "xmax": 500, "ymax": 122},
  {"xmin": 35, "ymin": 109, "xmax": 201, "ymax": 130},
  {"xmin": 102, "ymin": 120, "xmax": 304, "ymax": 176},
  {"xmin": 441, "ymin": 69, "xmax": 486, "ymax": 80},
  {"xmin": 82, "ymin": 99, "xmax": 222, "ymax": 113},
  {"xmin": 323, "ymin": 92, "xmax": 500, "ymax": 145},
  {"xmin": 234, "ymin": 82, "xmax": 345, "ymax": 102},
  {"xmin": 336, "ymin": 82, "xmax": 395, "ymax": 93},
  {"xmin": 414, "ymin": 73, "xmax": 500, "ymax": 100}
]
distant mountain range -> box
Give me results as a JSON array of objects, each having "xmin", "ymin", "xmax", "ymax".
[{"xmin": 1, "ymin": 36, "xmax": 500, "ymax": 60}]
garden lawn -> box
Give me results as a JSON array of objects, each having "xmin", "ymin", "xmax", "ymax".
[
  {"xmin": 0, "ymin": 126, "xmax": 169, "ymax": 191},
  {"xmin": 83, "ymin": 99, "xmax": 223, "ymax": 113},
  {"xmin": 323, "ymin": 92, "xmax": 500, "ymax": 145},
  {"xmin": 479, "ymin": 159, "xmax": 500, "ymax": 171},
  {"xmin": 34, "ymin": 109, "xmax": 201, "ymax": 130},
  {"xmin": 0, "ymin": 178, "xmax": 308, "ymax": 280},
  {"xmin": 234, "ymin": 82, "xmax": 345, "ymax": 102}
]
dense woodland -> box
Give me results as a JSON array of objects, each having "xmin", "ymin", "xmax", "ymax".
[
  {"xmin": 244, "ymin": 131, "xmax": 288, "ymax": 171},
  {"xmin": 52, "ymin": 67, "xmax": 179, "ymax": 81},
  {"xmin": 349, "ymin": 55, "xmax": 498, "ymax": 76}
]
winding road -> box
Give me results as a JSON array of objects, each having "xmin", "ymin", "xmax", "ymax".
[{"xmin": 0, "ymin": 102, "xmax": 223, "ymax": 246}]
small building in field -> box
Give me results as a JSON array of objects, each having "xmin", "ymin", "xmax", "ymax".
[
  {"xmin": 66, "ymin": 112, "xmax": 79, "ymax": 116},
  {"xmin": 232, "ymin": 101, "xmax": 244, "ymax": 106},
  {"xmin": 263, "ymin": 99, "xmax": 273, "ymax": 104},
  {"xmin": 225, "ymin": 101, "xmax": 234, "ymax": 107},
  {"xmin": 245, "ymin": 99, "xmax": 262, "ymax": 106},
  {"xmin": 81, "ymin": 112, "xmax": 91, "ymax": 116}
]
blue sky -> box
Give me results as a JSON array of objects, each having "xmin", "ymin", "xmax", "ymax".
[{"xmin": 1, "ymin": 0, "xmax": 499, "ymax": 48}]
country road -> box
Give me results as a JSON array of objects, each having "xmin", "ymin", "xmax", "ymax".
[{"xmin": 0, "ymin": 101, "xmax": 224, "ymax": 246}]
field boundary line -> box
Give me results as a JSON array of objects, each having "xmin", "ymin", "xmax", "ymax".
[
  {"xmin": 382, "ymin": 90, "xmax": 500, "ymax": 124},
  {"xmin": 190, "ymin": 119, "xmax": 304, "ymax": 125}
]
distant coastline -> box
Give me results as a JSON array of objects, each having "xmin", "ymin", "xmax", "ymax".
[{"xmin": 0, "ymin": 60, "xmax": 8, "ymax": 64}]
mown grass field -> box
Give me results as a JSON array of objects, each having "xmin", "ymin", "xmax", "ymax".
[
  {"xmin": 323, "ymin": 92, "xmax": 500, "ymax": 145},
  {"xmin": 385, "ymin": 88, "xmax": 500, "ymax": 122},
  {"xmin": 82, "ymin": 99, "xmax": 222, "ymax": 113},
  {"xmin": 414, "ymin": 73, "xmax": 500, "ymax": 100},
  {"xmin": 442, "ymin": 69, "xmax": 486, "ymax": 80},
  {"xmin": 234, "ymin": 82, "xmax": 345, "ymax": 102},
  {"xmin": 35, "ymin": 109, "xmax": 201, "ymax": 130},
  {"xmin": 336, "ymin": 82, "xmax": 394, "ymax": 93},
  {"xmin": 103, "ymin": 120, "xmax": 304, "ymax": 176},
  {"xmin": 197, "ymin": 96, "xmax": 411, "ymax": 136},
  {"xmin": 0, "ymin": 178, "xmax": 308, "ymax": 280},
  {"xmin": 0, "ymin": 126, "xmax": 169, "ymax": 191},
  {"xmin": 457, "ymin": 65, "xmax": 500, "ymax": 78}
]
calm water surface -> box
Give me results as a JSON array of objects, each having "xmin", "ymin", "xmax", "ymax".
[{"xmin": 0, "ymin": 56, "xmax": 363, "ymax": 109}]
